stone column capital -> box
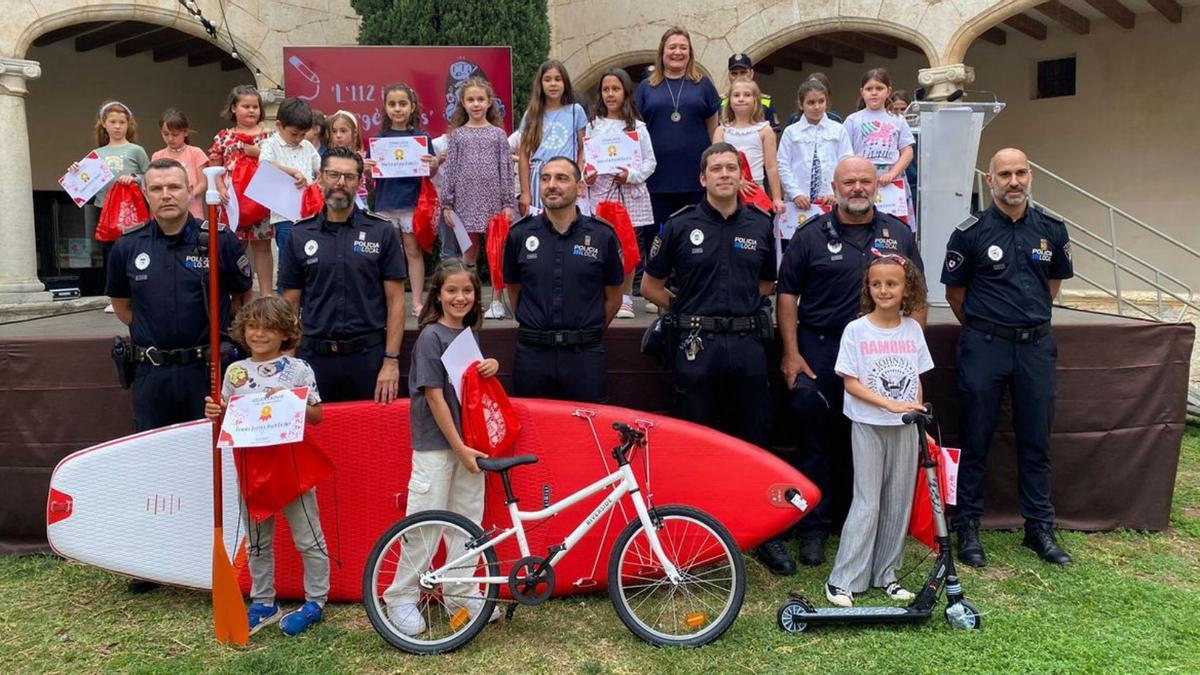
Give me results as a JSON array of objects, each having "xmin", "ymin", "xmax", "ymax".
[
  {"xmin": 0, "ymin": 58, "xmax": 42, "ymax": 96},
  {"xmin": 917, "ymin": 64, "xmax": 975, "ymax": 101}
]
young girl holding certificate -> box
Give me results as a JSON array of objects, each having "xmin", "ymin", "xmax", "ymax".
[{"xmin": 583, "ymin": 68, "xmax": 657, "ymax": 319}]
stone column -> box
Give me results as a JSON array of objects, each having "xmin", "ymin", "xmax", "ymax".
[
  {"xmin": 917, "ymin": 64, "xmax": 975, "ymax": 101},
  {"xmin": 0, "ymin": 57, "xmax": 50, "ymax": 304},
  {"xmin": 260, "ymin": 87, "xmax": 285, "ymax": 124}
]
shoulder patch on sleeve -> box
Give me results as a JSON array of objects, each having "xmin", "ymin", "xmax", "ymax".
[
  {"xmin": 955, "ymin": 215, "xmax": 978, "ymax": 232},
  {"xmin": 236, "ymin": 253, "xmax": 251, "ymax": 277},
  {"xmin": 944, "ymin": 250, "xmax": 965, "ymax": 272}
]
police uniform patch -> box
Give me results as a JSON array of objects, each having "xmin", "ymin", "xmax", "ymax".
[
  {"xmin": 134, "ymin": 252, "xmax": 150, "ymax": 270},
  {"xmin": 525, "ymin": 235, "xmax": 540, "ymax": 252},
  {"xmin": 650, "ymin": 236, "xmax": 662, "ymax": 258},
  {"xmin": 304, "ymin": 240, "xmax": 319, "ymax": 256},
  {"xmin": 827, "ymin": 240, "xmax": 843, "ymax": 254},
  {"xmin": 987, "ymin": 245, "xmax": 1004, "ymax": 261},
  {"xmin": 1064, "ymin": 242, "xmax": 1073, "ymax": 261},
  {"xmin": 689, "ymin": 229, "xmax": 704, "ymax": 246},
  {"xmin": 945, "ymin": 250, "xmax": 964, "ymax": 271},
  {"xmin": 237, "ymin": 254, "xmax": 251, "ymax": 276}
]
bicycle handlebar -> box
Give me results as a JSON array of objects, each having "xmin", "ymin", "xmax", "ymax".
[{"xmin": 612, "ymin": 422, "xmax": 646, "ymax": 446}]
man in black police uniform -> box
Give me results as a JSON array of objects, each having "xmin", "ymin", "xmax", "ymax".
[
  {"xmin": 107, "ymin": 157, "xmax": 253, "ymax": 594},
  {"xmin": 722, "ymin": 53, "xmax": 778, "ymax": 130},
  {"xmin": 280, "ymin": 147, "xmax": 408, "ymax": 404},
  {"xmin": 765, "ymin": 156, "xmax": 923, "ymax": 574},
  {"xmin": 641, "ymin": 142, "xmax": 776, "ymax": 445},
  {"xmin": 942, "ymin": 147, "xmax": 1072, "ymax": 567},
  {"xmin": 108, "ymin": 157, "xmax": 253, "ymax": 431},
  {"xmin": 503, "ymin": 155, "xmax": 624, "ymax": 402}
]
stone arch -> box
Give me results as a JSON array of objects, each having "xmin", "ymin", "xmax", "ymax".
[
  {"xmin": 12, "ymin": 3, "xmax": 266, "ymax": 81},
  {"xmin": 943, "ymin": 0, "xmax": 1043, "ymax": 65},
  {"xmin": 740, "ymin": 18, "xmax": 938, "ymax": 76}
]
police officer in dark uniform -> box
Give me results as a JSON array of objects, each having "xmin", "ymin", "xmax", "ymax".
[
  {"xmin": 942, "ymin": 148, "xmax": 1072, "ymax": 567},
  {"xmin": 641, "ymin": 142, "xmax": 776, "ymax": 445},
  {"xmin": 722, "ymin": 53, "xmax": 778, "ymax": 130},
  {"xmin": 503, "ymin": 155, "xmax": 624, "ymax": 402},
  {"xmin": 107, "ymin": 157, "xmax": 253, "ymax": 432},
  {"xmin": 767, "ymin": 156, "xmax": 924, "ymax": 574},
  {"xmin": 279, "ymin": 147, "xmax": 408, "ymax": 404}
]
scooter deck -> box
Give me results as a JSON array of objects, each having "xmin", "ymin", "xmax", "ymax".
[{"xmin": 795, "ymin": 606, "xmax": 932, "ymax": 624}]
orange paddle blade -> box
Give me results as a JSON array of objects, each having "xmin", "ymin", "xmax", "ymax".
[{"xmin": 212, "ymin": 528, "xmax": 249, "ymax": 645}]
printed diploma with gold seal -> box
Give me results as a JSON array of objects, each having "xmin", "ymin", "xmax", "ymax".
[
  {"xmin": 369, "ymin": 136, "xmax": 431, "ymax": 178},
  {"xmin": 217, "ymin": 387, "xmax": 309, "ymax": 448},
  {"xmin": 583, "ymin": 131, "xmax": 641, "ymax": 176}
]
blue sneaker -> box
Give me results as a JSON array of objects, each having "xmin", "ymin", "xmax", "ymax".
[
  {"xmin": 248, "ymin": 602, "xmax": 282, "ymax": 635},
  {"xmin": 279, "ymin": 601, "xmax": 323, "ymax": 636}
]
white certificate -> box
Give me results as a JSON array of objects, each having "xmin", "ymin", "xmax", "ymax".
[
  {"xmin": 244, "ymin": 161, "xmax": 303, "ymax": 222},
  {"xmin": 369, "ymin": 136, "xmax": 431, "ymax": 178},
  {"xmin": 445, "ymin": 210, "xmax": 474, "ymax": 254},
  {"xmin": 59, "ymin": 152, "xmax": 115, "ymax": 207},
  {"xmin": 776, "ymin": 201, "xmax": 827, "ymax": 240},
  {"xmin": 217, "ymin": 387, "xmax": 309, "ymax": 449},
  {"xmin": 583, "ymin": 131, "xmax": 642, "ymax": 176},
  {"xmin": 440, "ymin": 327, "xmax": 484, "ymax": 405},
  {"xmin": 875, "ymin": 180, "xmax": 908, "ymax": 218}
]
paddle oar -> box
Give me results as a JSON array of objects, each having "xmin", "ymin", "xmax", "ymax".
[{"xmin": 202, "ymin": 166, "xmax": 249, "ymax": 645}]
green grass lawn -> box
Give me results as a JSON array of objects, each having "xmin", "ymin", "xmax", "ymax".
[{"xmin": 3, "ymin": 426, "xmax": 1199, "ymax": 674}]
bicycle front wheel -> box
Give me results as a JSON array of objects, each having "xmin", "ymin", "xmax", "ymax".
[
  {"xmin": 362, "ymin": 510, "xmax": 500, "ymax": 654},
  {"xmin": 608, "ymin": 505, "xmax": 745, "ymax": 647}
]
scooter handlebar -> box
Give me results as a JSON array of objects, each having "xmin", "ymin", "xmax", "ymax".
[{"xmin": 901, "ymin": 403, "xmax": 934, "ymax": 426}]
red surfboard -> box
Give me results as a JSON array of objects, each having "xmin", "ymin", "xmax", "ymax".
[{"xmin": 257, "ymin": 398, "xmax": 819, "ymax": 601}]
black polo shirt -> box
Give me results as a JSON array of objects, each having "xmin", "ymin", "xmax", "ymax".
[
  {"xmin": 941, "ymin": 203, "xmax": 1073, "ymax": 327},
  {"xmin": 646, "ymin": 200, "xmax": 776, "ymax": 317},
  {"xmin": 503, "ymin": 210, "xmax": 624, "ymax": 331},
  {"xmin": 777, "ymin": 209, "xmax": 922, "ymax": 332},
  {"xmin": 106, "ymin": 215, "xmax": 253, "ymax": 349},
  {"xmin": 278, "ymin": 206, "xmax": 408, "ymax": 338}
]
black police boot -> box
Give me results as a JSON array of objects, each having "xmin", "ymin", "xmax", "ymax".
[
  {"xmin": 1023, "ymin": 522, "xmax": 1072, "ymax": 565},
  {"xmin": 755, "ymin": 537, "xmax": 797, "ymax": 576},
  {"xmin": 955, "ymin": 520, "xmax": 988, "ymax": 568},
  {"xmin": 127, "ymin": 579, "xmax": 161, "ymax": 594},
  {"xmin": 797, "ymin": 537, "xmax": 826, "ymax": 567}
]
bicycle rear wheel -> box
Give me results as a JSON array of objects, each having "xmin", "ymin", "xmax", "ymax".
[
  {"xmin": 608, "ymin": 505, "xmax": 745, "ymax": 647},
  {"xmin": 362, "ymin": 510, "xmax": 500, "ymax": 654}
]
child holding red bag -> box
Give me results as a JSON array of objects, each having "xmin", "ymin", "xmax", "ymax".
[
  {"xmin": 583, "ymin": 68, "xmax": 657, "ymax": 319},
  {"xmin": 382, "ymin": 259, "xmax": 500, "ymax": 636},
  {"xmin": 209, "ymin": 85, "xmax": 271, "ymax": 292},
  {"xmin": 368, "ymin": 84, "xmax": 438, "ymax": 316}
]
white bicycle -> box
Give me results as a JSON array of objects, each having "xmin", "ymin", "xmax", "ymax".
[{"xmin": 362, "ymin": 422, "xmax": 746, "ymax": 654}]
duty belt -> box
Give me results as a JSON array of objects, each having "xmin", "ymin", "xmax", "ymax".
[
  {"xmin": 134, "ymin": 344, "xmax": 208, "ymax": 366},
  {"xmin": 517, "ymin": 327, "xmax": 603, "ymax": 347},
  {"xmin": 673, "ymin": 314, "xmax": 763, "ymax": 333},
  {"xmin": 301, "ymin": 331, "xmax": 385, "ymax": 356},
  {"xmin": 966, "ymin": 318, "xmax": 1051, "ymax": 343}
]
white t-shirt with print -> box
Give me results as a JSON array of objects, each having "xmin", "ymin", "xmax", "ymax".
[
  {"xmin": 844, "ymin": 108, "xmax": 915, "ymax": 166},
  {"xmin": 834, "ymin": 315, "xmax": 933, "ymax": 426},
  {"xmin": 222, "ymin": 355, "xmax": 322, "ymax": 406}
]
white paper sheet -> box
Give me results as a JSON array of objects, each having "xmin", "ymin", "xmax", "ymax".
[
  {"xmin": 223, "ymin": 181, "xmax": 241, "ymax": 231},
  {"xmin": 244, "ymin": 161, "xmax": 303, "ymax": 222},
  {"xmin": 583, "ymin": 131, "xmax": 642, "ymax": 176},
  {"xmin": 59, "ymin": 152, "xmax": 115, "ymax": 207},
  {"xmin": 446, "ymin": 210, "xmax": 474, "ymax": 254},
  {"xmin": 776, "ymin": 201, "xmax": 826, "ymax": 240},
  {"xmin": 369, "ymin": 136, "xmax": 432, "ymax": 178},
  {"xmin": 217, "ymin": 387, "xmax": 309, "ymax": 449},
  {"xmin": 440, "ymin": 327, "xmax": 484, "ymax": 405}
]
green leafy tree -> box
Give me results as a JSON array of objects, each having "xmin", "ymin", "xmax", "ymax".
[{"xmin": 352, "ymin": 0, "xmax": 550, "ymax": 123}]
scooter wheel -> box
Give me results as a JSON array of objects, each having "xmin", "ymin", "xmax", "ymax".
[
  {"xmin": 945, "ymin": 599, "xmax": 981, "ymax": 630},
  {"xmin": 777, "ymin": 601, "xmax": 810, "ymax": 633}
]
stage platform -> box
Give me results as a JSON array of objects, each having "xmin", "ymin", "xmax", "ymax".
[{"xmin": 1, "ymin": 303, "xmax": 1193, "ymax": 553}]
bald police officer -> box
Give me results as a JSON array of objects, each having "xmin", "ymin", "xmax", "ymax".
[
  {"xmin": 943, "ymin": 148, "xmax": 1072, "ymax": 568},
  {"xmin": 641, "ymin": 142, "xmax": 776, "ymax": 444},
  {"xmin": 279, "ymin": 147, "xmax": 408, "ymax": 403},
  {"xmin": 504, "ymin": 156, "xmax": 625, "ymax": 402},
  {"xmin": 767, "ymin": 156, "xmax": 923, "ymax": 574}
]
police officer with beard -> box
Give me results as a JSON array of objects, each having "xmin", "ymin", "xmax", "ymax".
[
  {"xmin": 762, "ymin": 156, "xmax": 923, "ymax": 575},
  {"xmin": 279, "ymin": 147, "xmax": 408, "ymax": 403},
  {"xmin": 943, "ymin": 148, "xmax": 1072, "ymax": 568}
]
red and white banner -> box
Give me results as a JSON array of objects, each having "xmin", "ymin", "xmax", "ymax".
[{"xmin": 283, "ymin": 46, "xmax": 514, "ymax": 138}]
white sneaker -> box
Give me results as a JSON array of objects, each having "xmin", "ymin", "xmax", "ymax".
[
  {"xmin": 644, "ymin": 301, "xmax": 659, "ymax": 314},
  {"xmin": 616, "ymin": 300, "xmax": 635, "ymax": 319},
  {"xmin": 483, "ymin": 300, "xmax": 507, "ymax": 320},
  {"xmin": 884, "ymin": 581, "xmax": 915, "ymax": 601},
  {"xmin": 387, "ymin": 602, "xmax": 427, "ymax": 636},
  {"xmin": 825, "ymin": 583, "xmax": 853, "ymax": 608},
  {"xmin": 103, "ymin": 303, "xmax": 115, "ymax": 314}
]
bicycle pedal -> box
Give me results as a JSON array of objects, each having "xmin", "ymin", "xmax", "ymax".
[{"xmin": 505, "ymin": 603, "xmax": 518, "ymax": 621}]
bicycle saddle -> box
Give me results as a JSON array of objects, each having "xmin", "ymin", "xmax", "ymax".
[{"xmin": 476, "ymin": 455, "xmax": 538, "ymax": 473}]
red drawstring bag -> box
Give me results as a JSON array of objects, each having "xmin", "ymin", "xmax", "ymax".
[
  {"xmin": 486, "ymin": 212, "xmax": 511, "ymax": 291},
  {"xmin": 594, "ymin": 200, "xmax": 640, "ymax": 275},
  {"xmin": 300, "ymin": 183, "xmax": 324, "ymax": 219},
  {"xmin": 223, "ymin": 135, "xmax": 271, "ymax": 227},
  {"xmin": 736, "ymin": 150, "xmax": 775, "ymax": 214},
  {"xmin": 233, "ymin": 438, "xmax": 335, "ymax": 523},
  {"xmin": 460, "ymin": 362, "xmax": 521, "ymax": 458},
  {"xmin": 908, "ymin": 438, "xmax": 952, "ymax": 550},
  {"xmin": 95, "ymin": 182, "xmax": 149, "ymax": 242},
  {"xmin": 411, "ymin": 178, "xmax": 439, "ymax": 253}
]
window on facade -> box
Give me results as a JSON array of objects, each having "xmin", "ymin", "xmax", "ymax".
[{"xmin": 1035, "ymin": 56, "xmax": 1076, "ymax": 99}]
